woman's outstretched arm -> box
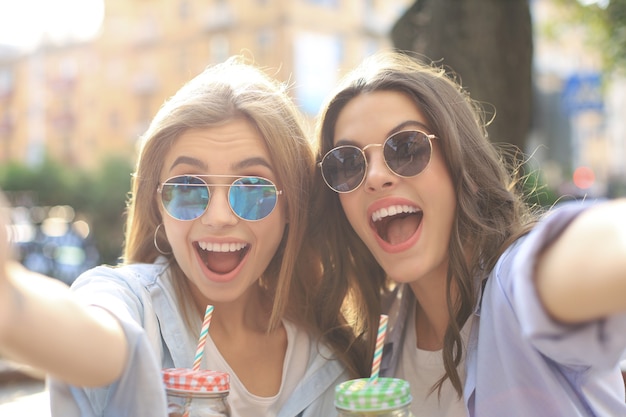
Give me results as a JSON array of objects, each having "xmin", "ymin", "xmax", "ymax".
[
  {"xmin": 0, "ymin": 201, "xmax": 128, "ymax": 387},
  {"xmin": 535, "ymin": 198, "xmax": 626, "ymax": 323}
]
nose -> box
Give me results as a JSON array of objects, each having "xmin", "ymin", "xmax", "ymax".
[
  {"xmin": 362, "ymin": 146, "xmax": 396, "ymax": 192},
  {"xmin": 200, "ymin": 187, "xmax": 238, "ymax": 227}
]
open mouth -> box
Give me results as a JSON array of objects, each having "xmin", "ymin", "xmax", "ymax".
[
  {"xmin": 371, "ymin": 204, "xmax": 423, "ymax": 245},
  {"xmin": 195, "ymin": 241, "xmax": 249, "ymax": 274}
]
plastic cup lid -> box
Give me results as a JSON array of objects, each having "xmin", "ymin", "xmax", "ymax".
[
  {"xmin": 335, "ymin": 377, "xmax": 412, "ymax": 412},
  {"xmin": 162, "ymin": 368, "xmax": 230, "ymax": 393}
]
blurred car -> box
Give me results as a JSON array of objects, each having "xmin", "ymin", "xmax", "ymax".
[{"xmin": 9, "ymin": 205, "xmax": 99, "ymax": 285}]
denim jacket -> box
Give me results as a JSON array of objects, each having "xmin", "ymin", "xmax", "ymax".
[{"xmin": 48, "ymin": 260, "xmax": 348, "ymax": 417}]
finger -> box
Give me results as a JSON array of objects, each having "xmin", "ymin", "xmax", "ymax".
[{"xmin": 0, "ymin": 191, "xmax": 13, "ymax": 265}]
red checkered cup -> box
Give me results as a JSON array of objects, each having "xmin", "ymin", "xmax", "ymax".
[{"xmin": 162, "ymin": 368, "xmax": 231, "ymax": 417}]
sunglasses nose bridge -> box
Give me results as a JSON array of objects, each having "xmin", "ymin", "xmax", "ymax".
[
  {"xmin": 361, "ymin": 142, "xmax": 383, "ymax": 155},
  {"xmin": 200, "ymin": 185, "xmax": 238, "ymax": 225},
  {"xmin": 360, "ymin": 142, "xmax": 400, "ymax": 191},
  {"xmin": 361, "ymin": 143, "xmax": 391, "ymax": 175}
]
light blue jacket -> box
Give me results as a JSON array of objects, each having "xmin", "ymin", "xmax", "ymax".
[
  {"xmin": 48, "ymin": 260, "xmax": 348, "ymax": 417},
  {"xmin": 381, "ymin": 201, "xmax": 626, "ymax": 416}
]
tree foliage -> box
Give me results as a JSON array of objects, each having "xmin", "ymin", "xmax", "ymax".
[
  {"xmin": 0, "ymin": 156, "xmax": 133, "ymax": 265},
  {"xmin": 552, "ymin": 0, "xmax": 626, "ymax": 74}
]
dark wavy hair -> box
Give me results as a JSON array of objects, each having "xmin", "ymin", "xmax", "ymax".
[{"xmin": 311, "ymin": 50, "xmax": 538, "ymax": 394}]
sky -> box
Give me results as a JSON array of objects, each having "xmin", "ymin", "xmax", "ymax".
[{"xmin": 0, "ymin": 0, "xmax": 104, "ymax": 51}]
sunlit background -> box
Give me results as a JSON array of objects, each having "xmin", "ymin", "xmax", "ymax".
[
  {"xmin": 0, "ymin": 0, "xmax": 105, "ymax": 51},
  {"xmin": 0, "ymin": 0, "xmax": 625, "ymax": 414},
  {"xmin": 0, "ymin": 0, "xmax": 625, "ymax": 278}
]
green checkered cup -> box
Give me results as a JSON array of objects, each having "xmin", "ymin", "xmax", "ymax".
[{"xmin": 334, "ymin": 377, "xmax": 413, "ymax": 416}]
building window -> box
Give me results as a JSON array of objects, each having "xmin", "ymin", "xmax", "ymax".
[
  {"xmin": 257, "ymin": 29, "xmax": 273, "ymax": 62},
  {"xmin": 0, "ymin": 69, "xmax": 14, "ymax": 98},
  {"xmin": 210, "ymin": 35, "xmax": 230, "ymax": 63},
  {"xmin": 179, "ymin": 0, "xmax": 191, "ymax": 20},
  {"xmin": 293, "ymin": 32, "xmax": 342, "ymax": 115},
  {"xmin": 304, "ymin": 0, "xmax": 339, "ymax": 7},
  {"xmin": 109, "ymin": 110, "xmax": 120, "ymax": 131}
]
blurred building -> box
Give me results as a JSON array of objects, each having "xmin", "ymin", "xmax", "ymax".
[
  {"xmin": 530, "ymin": 0, "xmax": 626, "ymax": 198},
  {"xmin": 0, "ymin": 0, "xmax": 410, "ymax": 171}
]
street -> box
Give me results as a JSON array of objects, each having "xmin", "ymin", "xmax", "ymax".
[{"xmin": 0, "ymin": 360, "xmax": 50, "ymax": 416}]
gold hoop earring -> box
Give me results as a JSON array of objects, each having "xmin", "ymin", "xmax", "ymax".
[{"xmin": 153, "ymin": 223, "xmax": 172, "ymax": 255}]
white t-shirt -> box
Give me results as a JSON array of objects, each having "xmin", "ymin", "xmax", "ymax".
[
  {"xmin": 396, "ymin": 306, "xmax": 472, "ymax": 417},
  {"xmin": 204, "ymin": 320, "xmax": 310, "ymax": 417}
]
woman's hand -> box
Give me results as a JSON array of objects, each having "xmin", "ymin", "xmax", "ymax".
[
  {"xmin": 0, "ymin": 191, "xmax": 128, "ymax": 387},
  {"xmin": 0, "ymin": 193, "xmax": 30, "ymax": 355},
  {"xmin": 536, "ymin": 198, "xmax": 626, "ymax": 323},
  {"xmin": 0, "ymin": 192, "xmax": 9, "ymax": 283},
  {"xmin": 0, "ymin": 192, "xmax": 14, "ymax": 343}
]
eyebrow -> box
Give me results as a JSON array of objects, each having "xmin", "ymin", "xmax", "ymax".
[
  {"xmin": 336, "ymin": 120, "xmax": 432, "ymax": 146},
  {"xmin": 169, "ymin": 155, "xmax": 274, "ymax": 172},
  {"xmin": 390, "ymin": 120, "xmax": 431, "ymax": 135},
  {"xmin": 169, "ymin": 156, "xmax": 206, "ymax": 171}
]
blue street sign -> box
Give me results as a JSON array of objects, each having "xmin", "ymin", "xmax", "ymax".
[{"xmin": 562, "ymin": 73, "xmax": 604, "ymax": 115}]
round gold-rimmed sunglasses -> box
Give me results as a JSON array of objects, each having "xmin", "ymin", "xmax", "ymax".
[{"xmin": 319, "ymin": 130, "xmax": 437, "ymax": 193}]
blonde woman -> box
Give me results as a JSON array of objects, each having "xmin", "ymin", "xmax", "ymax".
[{"xmin": 0, "ymin": 56, "xmax": 367, "ymax": 417}]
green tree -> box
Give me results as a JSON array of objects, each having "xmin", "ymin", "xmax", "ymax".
[
  {"xmin": 0, "ymin": 158, "xmax": 80, "ymax": 206},
  {"xmin": 552, "ymin": 0, "xmax": 626, "ymax": 74},
  {"xmin": 78, "ymin": 156, "xmax": 133, "ymax": 264},
  {"xmin": 0, "ymin": 155, "xmax": 133, "ymax": 266}
]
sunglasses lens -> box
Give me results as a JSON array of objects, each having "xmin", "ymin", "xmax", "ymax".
[
  {"xmin": 161, "ymin": 176, "xmax": 209, "ymax": 220},
  {"xmin": 384, "ymin": 131, "xmax": 432, "ymax": 177},
  {"xmin": 320, "ymin": 146, "xmax": 366, "ymax": 193},
  {"xmin": 229, "ymin": 177, "xmax": 278, "ymax": 221}
]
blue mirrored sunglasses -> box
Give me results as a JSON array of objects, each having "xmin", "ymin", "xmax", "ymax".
[{"xmin": 158, "ymin": 175, "xmax": 282, "ymax": 221}]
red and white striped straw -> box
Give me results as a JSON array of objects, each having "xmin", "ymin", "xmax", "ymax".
[
  {"xmin": 369, "ymin": 314, "xmax": 388, "ymax": 383},
  {"xmin": 192, "ymin": 305, "xmax": 214, "ymax": 371}
]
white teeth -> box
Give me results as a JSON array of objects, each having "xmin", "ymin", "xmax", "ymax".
[
  {"xmin": 371, "ymin": 205, "xmax": 418, "ymax": 222},
  {"xmin": 197, "ymin": 241, "xmax": 247, "ymax": 252}
]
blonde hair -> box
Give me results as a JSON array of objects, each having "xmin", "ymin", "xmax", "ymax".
[{"xmin": 123, "ymin": 56, "xmax": 366, "ymax": 377}]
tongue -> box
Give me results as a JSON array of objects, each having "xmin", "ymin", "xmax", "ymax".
[
  {"xmin": 385, "ymin": 215, "xmax": 420, "ymax": 245},
  {"xmin": 205, "ymin": 251, "xmax": 241, "ymax": 274}
]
